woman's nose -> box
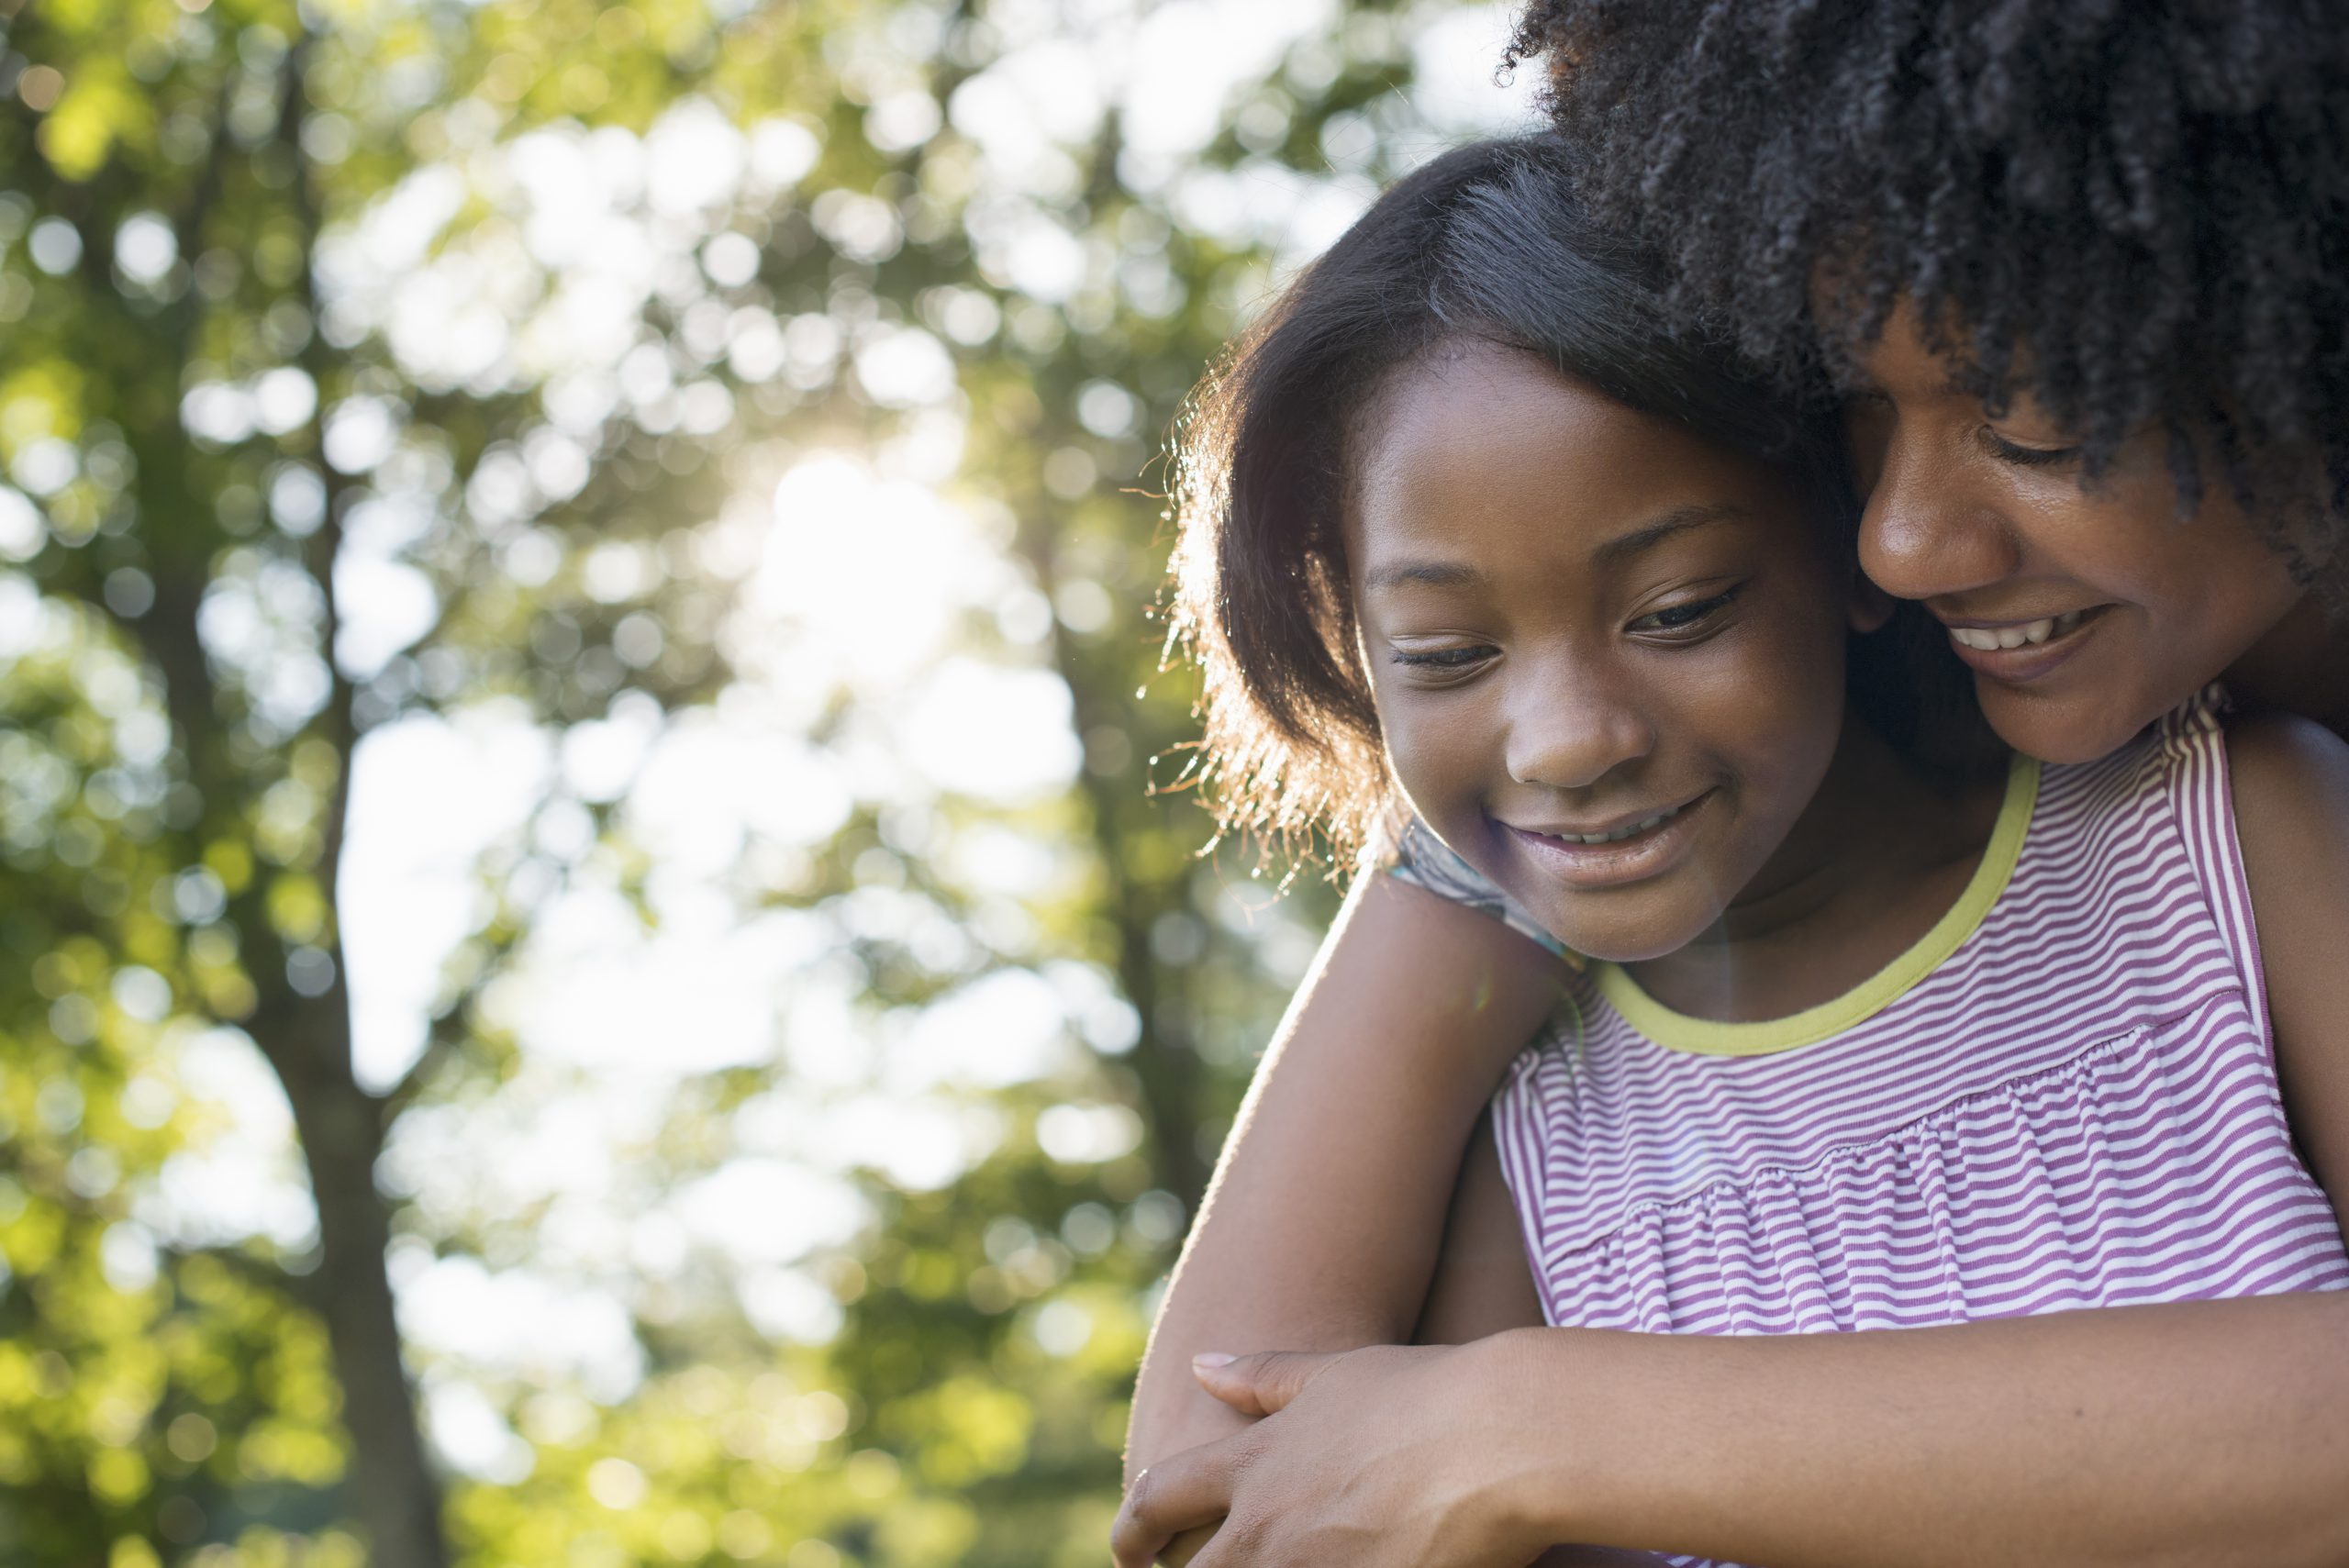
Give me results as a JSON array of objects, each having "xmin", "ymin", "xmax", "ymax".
[
  {"xmin": 1505, "ymin": 680, "xmax": 1654, "ymax": 792},
  {"xmin": 1858, "ymin": 432, "xmax": 2024, "ymax": 604}
]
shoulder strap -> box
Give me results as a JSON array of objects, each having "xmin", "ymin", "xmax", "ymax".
[
  {"xmin": 1386, "ymin": 816, "xmax": 1577, "ymax": 965},
  {"xmin": 2153, "ymin": 686, "xmax": 2269, "ymax": 1043}
]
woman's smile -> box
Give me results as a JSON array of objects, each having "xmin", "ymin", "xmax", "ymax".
[{"xmin": 1937, "ymin": 604, "xmax": 2111, "ymax": 684}]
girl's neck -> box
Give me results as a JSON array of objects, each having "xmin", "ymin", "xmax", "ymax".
[
  {"xmin": 2227, "ymin": 593, "xmax": 2349, "ymax": 740},
  {"xmin": 1622, "ymin": 720, "xmax": 2008, "ymax": 1024}
]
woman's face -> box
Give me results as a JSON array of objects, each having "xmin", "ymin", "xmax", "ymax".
[
  {"xmin": 1347, "ymin": 341, "xmax": 1865, "ymax": 962},
  {"xmin": 1845, "ymin": 303, "xmax": 2307, "ymax": 763}
]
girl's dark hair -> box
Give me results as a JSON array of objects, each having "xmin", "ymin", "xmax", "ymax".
[
  {"xmin": 1169, "ymin": 133, "xmax": 1920, "ymax": 865},
  {"xmin": 1508, "ymin": 0, "xmax": 2349, "ymax": 547}
]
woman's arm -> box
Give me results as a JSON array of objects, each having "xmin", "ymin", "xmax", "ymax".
[
  {"xmin": 1124, "ymin": 871, "xmax": 1563, "ymax": 1482},
  {"xmin": 1118, "ymin": 1295, "xmax": 2349, "ymax": 1568}
]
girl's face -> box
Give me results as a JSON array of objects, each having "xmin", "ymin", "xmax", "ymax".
[
  {"xmin": 1347, "ymin": 342, "xmax": 1869, "ymax": 962},
  {"xmin": 1845, "ymin": 303, "xmax": 2308, "ymax": 764}
]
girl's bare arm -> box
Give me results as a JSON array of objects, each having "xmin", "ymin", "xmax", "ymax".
[
  {"xmin": 1123, "ymin": 871, "xmax": 1563, "ymax": 1483},
  {"xmin": 2230, "ymin": 713, "xmax": 2349, "ymax": 1219},
  {"xmin": 1411, "ymin": 1114, "xmax": 1547, "ymax": 1347}
]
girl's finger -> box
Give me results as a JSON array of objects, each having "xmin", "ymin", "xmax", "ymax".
[{"xmin": 1110, "ymin": 1445, "xmax": 1239, "ymax": 1568}]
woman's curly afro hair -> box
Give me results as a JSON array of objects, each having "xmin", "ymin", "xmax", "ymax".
[{"xmin": 1509, "ymin": 0, "xmax": 2349, "ymax": 532}]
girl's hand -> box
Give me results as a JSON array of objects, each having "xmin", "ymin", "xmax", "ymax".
[{"xmin": 1110, "ymin": 1338, "xmax": 1569, "ymax": 1568}]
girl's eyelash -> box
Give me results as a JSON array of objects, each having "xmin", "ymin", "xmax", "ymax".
[
  {"xmin": 1387, "ymin": 588, "xmax": 1743, "ymax": 665},
  {"xmin": 1388, "ymin": 646, "xmax": 1494, "ymax": 669},
  {"xmin": 1633, "ymin": 588, "xmax": 1739, "ymax": 632}
]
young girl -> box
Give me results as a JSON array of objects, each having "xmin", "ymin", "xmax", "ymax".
[{"xmin": 1119, "ymin": 131, "xmax": 2349, "ymax": 1567}]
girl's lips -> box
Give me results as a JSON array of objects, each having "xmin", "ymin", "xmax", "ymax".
[
  {"xmin": 1942, "ymin": 605, "xmax": 2110, "ymax": 684},
  {"xmin": 1501, "ymin": 790, "xmax": 1714, "ymax": 890}
]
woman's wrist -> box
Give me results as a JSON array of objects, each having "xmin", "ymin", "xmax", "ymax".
[
  {"xmin": 1470, "ymin": 1328, "xmax": 1619, "ymax": 1550},
  {"xmin": 1475, "ymin": 1325, "xmax": 1716, "ymax": 1552}
]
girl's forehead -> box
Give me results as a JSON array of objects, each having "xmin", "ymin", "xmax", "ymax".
[
  {"xmin": 1350, "ymin": 347, "xmax": 1801, "ymax": 567},
  {"xmin": 1359, "ymin": 345, "xmax": 1661, "ymax": 493}
]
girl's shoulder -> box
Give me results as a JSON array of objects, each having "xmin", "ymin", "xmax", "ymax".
[
  {"xmin": 2223, "ymin": 709, "xmax": 2349, "ymax": 895},
  {"xmin": 2223, "ymin": 708, "xmax": 2349, "ymax": 817}
]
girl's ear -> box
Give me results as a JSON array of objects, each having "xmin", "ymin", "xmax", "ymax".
[{"xmin": 1848, "ymin": 571, "xmax": 1896, "ymax": 634}]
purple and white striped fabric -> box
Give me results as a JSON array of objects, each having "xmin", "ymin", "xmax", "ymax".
[{"xmin": 1486, "ymin": 695, "xmax": 2347, "ymax": 1567}]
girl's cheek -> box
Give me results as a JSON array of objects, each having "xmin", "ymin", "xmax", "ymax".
[
  {"xmin": 1370, "ymin": 694, "xmax": 1448, "ymax": 809},
  {"xmin": 1378, "ymin": 695, "xmax": 1508, "ymax": 851},
  {"xmin": 1693, "ymin": 612, "xmax": 1848, "ymax": 782},
  {"xmin": 1385, "ymin": 701, "xmax": 1483, "ymax": 797}
]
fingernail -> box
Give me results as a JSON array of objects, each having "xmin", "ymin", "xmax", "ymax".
[{"xmin": 1192, "ymin": 1351, "xmax": 1235, "ymax": 1368}]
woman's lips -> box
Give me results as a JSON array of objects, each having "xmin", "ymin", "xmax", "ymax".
[
  {"xmin": 1501, "ymin": 790, "xmax": 1714, "ymax": 890},
  {"xmin": 1942, "ymin": 605, "xmax": 2110, "ymax": 684}
]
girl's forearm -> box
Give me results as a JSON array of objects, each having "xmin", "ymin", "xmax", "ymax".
[
  {"xmin": 1500, "ymin": 1294, "xmax": 2349, "ymax": 1567},
  {"xmin": 1125, "ymin": 873, "xmax": 1561, "ymax": 1481}
]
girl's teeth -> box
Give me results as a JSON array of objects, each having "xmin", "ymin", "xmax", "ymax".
[
  {"xmin": 1568, "ymin": 804, "xmax": 1682, "ymax": 844},
  {"xmin": 1950, "ymin": 610, "xmax": 2086, "ymax": 652}
]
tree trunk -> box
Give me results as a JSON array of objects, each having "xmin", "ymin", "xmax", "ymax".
[{"xmin": 284, "ymin": 1071, "xmax": 450, "ymax": 1568}]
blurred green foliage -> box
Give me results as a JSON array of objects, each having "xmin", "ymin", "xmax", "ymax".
[{"xmin": 0, "ymin": 0, "xmax": 1512, "ymax": 1562}]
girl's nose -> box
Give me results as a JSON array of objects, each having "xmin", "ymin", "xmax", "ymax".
[
  {"xmin": 1858, "ymin": 433, "xmax": 2024, "ymax": 604},
  {"xmin": 1505, "ymin": 681, "xmax": 1654, "ymax": 792}
]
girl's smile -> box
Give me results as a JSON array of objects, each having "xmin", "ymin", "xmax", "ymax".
[{"xmin": 1499, "ymin": 789, "xmax": 1714, "ymax": 889}]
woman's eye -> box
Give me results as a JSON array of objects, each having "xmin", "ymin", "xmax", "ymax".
[
  {"xmin": 1388, "ymin": 645, "xmax": 1493, "ymax": 671},
  {"xmin": 1631, "ymin": 590, "xmax": 1736, "ymax": 635},
  {"xmin": 1981, "ymin": 428, "xmax": 2081, "ymax": 468},
  {"xmin": 1842, "ymin": 389, "xmax": 1895, "ymax": 425}
]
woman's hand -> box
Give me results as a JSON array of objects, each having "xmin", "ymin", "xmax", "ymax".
[{"xmin": 1111, "ymin": 1338, "xmax": 1573, "ymax": 1568}]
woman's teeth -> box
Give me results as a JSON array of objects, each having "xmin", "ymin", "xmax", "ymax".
[
  {"xmin": 1559, "ymin": 801, "xmax": 1687, "ymax": 845},
  {"xmin": 1948, "ymin": 609, "xmax": 2087, "ymax": 651}
]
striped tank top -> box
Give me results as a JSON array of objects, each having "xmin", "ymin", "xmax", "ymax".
[{"xmin": 1397, "ymin": 695, "xmax": 2347, "ymax": 1564}]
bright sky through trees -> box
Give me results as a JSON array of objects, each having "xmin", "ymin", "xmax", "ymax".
[{"xmin": 336, "ymin": 0, "xmax": 1532, "ymax": 1466}]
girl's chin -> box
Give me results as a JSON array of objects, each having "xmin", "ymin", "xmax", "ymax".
[
  {"xmin": 1559, "ymin": 930, "xmax": 1714, "ymax": 966},
  {"xmin": 1533, "ymin": 901, "xmax": 1725, "ymax": 967}
]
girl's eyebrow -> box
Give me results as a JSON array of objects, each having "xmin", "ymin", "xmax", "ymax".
[
  {"xmin": 1364, "ymin": 502, "xmax": 1750, "ymax": 593},
  {"xmin": 1364, "ymin": 560, "xmax": 1485, "ymax": 593},
  {"xmin": 1591, "ymin": 502, "xmax": 1750, "ymax": 566}
]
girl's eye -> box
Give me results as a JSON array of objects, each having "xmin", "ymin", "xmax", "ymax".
[
  {"xmin": 1630, "ymin": 589, "xmax": 1737, "ymax": 636},
  {"xmin": 1388, "ymin": 645, "xmax": 1494, "ymax": 672},
  {"xmin": 1982, "ymin": 428, "xmax": 2082, "ymax": 468}
]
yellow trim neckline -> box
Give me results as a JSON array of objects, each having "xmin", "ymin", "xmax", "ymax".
[{"xmin": 1592, "ymin": 752, "xmax": 2040, "ymax": 1057}]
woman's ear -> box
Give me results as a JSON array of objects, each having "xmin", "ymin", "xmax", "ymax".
[{"xmin": 1848, "ymin": 570, "xmax": 1896, "ymax": 634}]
